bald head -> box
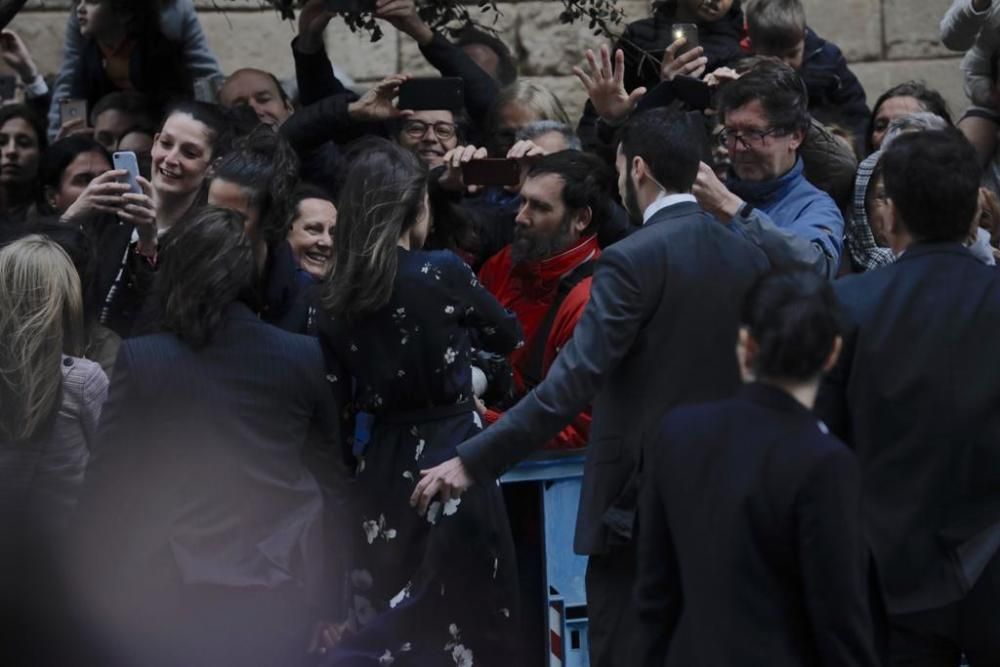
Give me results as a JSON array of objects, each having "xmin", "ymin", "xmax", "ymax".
[{"xmin": 218, "ymin": 68, "xmax": 293, "ymax": 128}]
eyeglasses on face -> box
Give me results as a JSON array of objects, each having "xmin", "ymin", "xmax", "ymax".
[
  {"xmin": 717, "ymin": 127, "xmax": 787, "ymax": 149},
  {"xmin": 402, "ymin": 120, "xmax": 458, "ymax": 140}
]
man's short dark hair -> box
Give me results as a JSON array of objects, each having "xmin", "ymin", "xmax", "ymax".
[
  {"xmin": 617, "ymin": 109, "xmax": 706, "ymax": 193},
  {"xmin": 880, "ymin": 129, "xmax": 981, "ymax": 243},
  {"xmin": 746, "ymin": 0, "xmax": 807, "ymax": 54},
  {"xmin": 526, "ymin": 150, "xmax": 614, "ymax": 235},
  {"xmin": 455, "ymin": 26, "xmax": 518, "ymax": 86},
  {"xmin": 717, "ymin": 60, "xmax": 811, "ymax": 134},
  {"xmin": 91, "ymin": 91, "xmax": 157, "ymax": 126}
]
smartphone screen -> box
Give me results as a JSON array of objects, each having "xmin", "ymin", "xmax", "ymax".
[
  {"xmin": 323, "ymin": 0, "xmax": 375, "ymax": 11},
  {"xmin": 0, "ymin": 75, "xmax": 16, "ymax": 102},
  {"xmin": 60, "ymin": 98, "xmax": 88, "ymax": 127},
  {"xmin": 398, "ymin": 78, "xmax": 465, "ymax": 111},
  {"xmin": 462, "ymin": 159, "xmax": 521, "ymax": 187},
  {"xmin": 671, "ymin": 23, "xmax": 699, "ymax": 56},
  {"xmin": 112, "ymin": 151, "xmax": 142, "ymax": 195}
]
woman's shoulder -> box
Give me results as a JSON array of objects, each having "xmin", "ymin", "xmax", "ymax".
[{"xmin": 59, "ymin": 356, "xmax": 109, "ymax": 406}]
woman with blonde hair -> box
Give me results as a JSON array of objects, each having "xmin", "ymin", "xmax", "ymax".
[
  {"xmin": 0, "ymin": 234, "xmax": 108, "ymax": 534},
  {"xmin": 489, "ymin": 80, "xmax": 572, "ymax": 156}
]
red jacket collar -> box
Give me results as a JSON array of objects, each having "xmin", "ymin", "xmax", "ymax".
[{"xmin": 510, "ymin": 235, "xmax": 600, "ymax": 284}]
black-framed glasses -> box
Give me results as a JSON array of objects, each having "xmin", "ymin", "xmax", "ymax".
[
  {"xmin": 718, "ymin": 127, "xmax": 786, "ymax": 149},
  {"xmin": 402, "ymin": 120, "xmax": 458, "ymax": 140}
]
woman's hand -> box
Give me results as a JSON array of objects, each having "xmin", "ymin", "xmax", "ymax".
[
  {"xmin": 59, "ymin": 170, "xmax": 131, "ymax": 223},
  {"xmin": 0, "ymin": 29, "xmax": 37, "ymax": 82}
]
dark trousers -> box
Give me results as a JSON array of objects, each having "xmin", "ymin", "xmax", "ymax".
[
  {"xmin": 889, "ymin": 553, "xmax": 1000, "ymax": 667},
  {"xmin": 586, "ymin": 541, "xmax": 641, "ymax": 667}
]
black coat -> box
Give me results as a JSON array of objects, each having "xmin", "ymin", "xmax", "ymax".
[
  {"xmin": 457, "ymin": 200, "xmax": 769, "ymax": 555},
  {"xmin": 799, "ymin": 28, "xmax": 870, "ymax": 144},
  {"xmin": 817, "ymin": 242, "xmax": 1000, "ymax": 616},
  {"xmin": 636, "ymin": 383, "xmax": 880, "ymax": 667}
]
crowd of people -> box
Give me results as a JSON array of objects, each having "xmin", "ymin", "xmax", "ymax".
[{"xmin": 1, "ymin": 0, "xmax": 999, "ymax": 665}]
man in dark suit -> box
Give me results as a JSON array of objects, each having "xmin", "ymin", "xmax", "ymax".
[
  {"xmin": 817, "ymin": 129, "xmax": 1000, "ymax": 665},
  {"xmin": 636, "ymin": 271, "xmax": 880, "ymax": 667},
  {"xmin": 413, "ymin": 108, "xmax": 770, "ymax": 667}
]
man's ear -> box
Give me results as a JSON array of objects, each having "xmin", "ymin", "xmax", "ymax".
[
  {"xmin": 823, "ymin": 335, "xmax": 843, "ymax": 373},
  {"xmin": 632, "ymin": 155, "xmax": 647, "ymax": 187},
  {"xmin": 788, "ymin": 127, "xmax": 806, "ymax": 152},
  {"xmin": 573, "ymin": 206, "xmax": 593, "ymax": 235},
  {"xmin": 736, "ymin": 326, "xmax": 757, "ymax": 382}
]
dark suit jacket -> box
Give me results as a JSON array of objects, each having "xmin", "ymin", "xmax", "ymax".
[
  {"xmin": 72, "ymin": 303, "xmax": 346, "ymax": 621},
  {"xmin": 636, "ymin": 383, "xmax": 879, "ymax": 667},
  {"xmin": 817, "ymin": 242, "xmax": 1000, "ymax": 615},
  {"xmin": 458, "ymin": 200, "xmax": 770, "ymax": 554}
]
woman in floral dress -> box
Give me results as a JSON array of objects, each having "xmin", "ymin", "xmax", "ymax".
[{"xmin": 317, "ymin": 140, "xmax": 523, "ymax": 666}]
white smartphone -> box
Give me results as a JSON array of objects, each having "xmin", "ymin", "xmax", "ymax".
[{"xmin": 112, "ymin": 151, "xmax": 142, "ymax": 195}]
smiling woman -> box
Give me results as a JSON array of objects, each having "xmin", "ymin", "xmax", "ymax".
[{"xmin": 285, "ymin": 184, "xmax": 337, "ymax": 281}]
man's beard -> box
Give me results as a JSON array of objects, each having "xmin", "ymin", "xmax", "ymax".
[
  {"xmin": 624, "ymin": 172, "xmax": 643, "ymax": 223},
  {"xmin": 511, "ymin": 214, "xmax": 576, "ymax": 264}
]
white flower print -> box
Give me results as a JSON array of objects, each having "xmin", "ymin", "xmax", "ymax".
[
  {"xmin": 397, "ymin": 369, "xmax": 406, "ymax": 377},
  {"xmin": 444, "ymin": 305, "xmax": 455, "ymax": 314},
  {"xmin": 426, "ymin": 501, "xmax": 442, "ymax": 525},
  {"xmin": 421, "ymin": 262, "xmax": 431, "ymax": 274},
  {"xmin": 451, "ymin": 645, "xmax": 474, "ymax": 667},
  {"xmin": 389, "ymin": 581, "xmax": 411, "ymax": 609},
  {"xmin": 350, "ymin": 343, "xmax": 358, "ymax": 352},
  {"xmin": 443, "ymin": 497, "xmax": 461, "ymax": 516},
  {"xmin": 357, "ymin": 457, "xmax": 366, "ymax": 475},
  {"xmin": 415, "ymin": 439, "xmax": 425, "ymax": 461},
  {"xmin": 470, "ymin": 277, "xmax": 479, "ymax": 287},
  {"xmin": 499, "ymin": 608, "xmax": 510, "ymax": 618},
  {"xmin": 444, "ymin": 347, "xmax": 457, "ymax": 365},
  {"xmin": 482, "ymin": 326, "xmax": 496, "ymax": 336},
  {"xmin": 402, "ymin": 470, "xmax": 414, "ymax": 481},
  {"xmin": 400, "ymin": 642, "xmax": 412, "ymax": 652},
  {"xmin": 362, "ymin": 514, "xmax": 397, "ymax": 543},
  {"xmin": 449, "ymin": 623, "xmax": 460, "ymax": 640},
  {"xmin": 401, "ymin": 335, "xmax": 409, "ymax": 345},
  {"xmin": 378, "ymin": 649, "xmax": 395, "ymax": 665},
  {"xmin": 325, "ymin": 373, "xmax": 338, "ymax": 383},
  {"xmin": 492, "ymin": 557, "xmax": 499, "ymax": 580}
]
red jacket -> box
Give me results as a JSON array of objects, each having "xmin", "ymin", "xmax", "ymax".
[{"xmin": 478, "ymin": 235, "xmax": 599, "ymax": 449}]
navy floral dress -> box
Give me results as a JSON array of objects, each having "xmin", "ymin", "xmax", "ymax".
[{"xmin": 318, "ymin": 248, "xmax": 523, "ymax": 666}]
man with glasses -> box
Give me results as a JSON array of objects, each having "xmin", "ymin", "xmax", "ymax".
[
  {"xmin": 396, "ymin": 112, "xmax": 461, "ymax": 169},
  {"xmin": 693, "ymin": 60, "xmax": 845, "ymax": 278}
]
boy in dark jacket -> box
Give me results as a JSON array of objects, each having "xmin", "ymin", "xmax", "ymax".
[{"xmin": 746, "ymin": 0, "xmax": 870, "ymax": 147}]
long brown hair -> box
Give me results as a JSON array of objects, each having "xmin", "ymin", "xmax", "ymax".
[
  {"xmin": 322, "ymin": 139, "xmax": 428, "ymax": 321},
  {"xmin": 0, "ymin": 236, "xmax": 84, "ymax": 442}
]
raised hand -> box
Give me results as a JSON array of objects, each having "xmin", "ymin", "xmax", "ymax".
[
  {"xmin": 439, "ymin": 145, "xmax": 488, "ymax": 193},
  {"xmin": 296, "ymin": 0, "xmax": 338, "ymax": 54},
  {"xmin": 347, "ymin": 74, "xmax": 413, "ymax": 122},
  {"xmin": 375, "ymin": 0, "xmax": 434, "ymax": 45},
  {"xmin": 0, "ymin": 29, "xmax": 37, "ymax": 82},
  {"xmin": 573, "ymin": 45, "xmax": 647, "ymax": 125},
  {"xmin": 660, "ymin": 37, "xmax": 707, "ymax": 82}
]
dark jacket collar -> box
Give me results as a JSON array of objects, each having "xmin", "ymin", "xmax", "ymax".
[
  {"xmin": 739, "ymin": 381, "xmax": 813, "ymax": 417},
  {"xmin": 896, "ymin": 241, "xmax": 976, "ymax": 264},
  {"xmin": 645, "ymin": 200, "xmax": 703, "ymax": 226}
]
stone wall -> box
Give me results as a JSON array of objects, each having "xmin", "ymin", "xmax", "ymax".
[{"xmin": 7, "ymin": 0, "xmax": 965, "ymax": 122}]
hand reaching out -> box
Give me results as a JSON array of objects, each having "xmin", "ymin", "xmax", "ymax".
[
  {"xmin": 660, "ymin": 38, "xmax": 707, "ymax": 82},
  {"xmin": 410, "ymin": 456, "xmax": 475, "ymax": 516},
  {"xmin": 348, "ymin": 75, "xmax": 413, "ymax": 122},
  {"xmin": 573, "ymin": 45, "xmax": 647, "ymax": 125},
  {"xmin": 375, "ymin": 0, "xmax": 434, "ymax": 45},
  {"xmin": 58, "ymin": 170, "xmax": 131, "ymax": 224},
  {"xmin": 296, "ymin": 0, "xmax": 338, "ymax": 54},
  {"xmin": 439, "ymin": 145, "xmax": 488, "ymax": 193}
]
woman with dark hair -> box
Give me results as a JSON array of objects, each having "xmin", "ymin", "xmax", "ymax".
[
  {"xmin": 286, "ymin": 183, "xmax": 336, "ymax": 281},
  {"xmin": 867, "ymin": 81, "xmax": 952, "ymax": 154},
  {"xmin": 71, "ymin": 206, "xmax": 342, "ymax": 667},
  {"xmin": 635, "ymin": 270, "xmax": 880, "ymax": 667},
  {"xmin": 0, "ymin": 104, "xmax": 47, "ymax": 227},
  {"xmin": 317, "ymin": 139, "xmax": 523, "ymax": 664},
  {"xmin": 96, "ymin": 100, "xmax": 232, "ymax": 337},
  {"xmin": 207, "ymin": 125, "xmax": 307, "ymax": 329}
]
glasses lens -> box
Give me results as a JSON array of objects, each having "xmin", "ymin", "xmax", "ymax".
[{"xmin": 434, "ymin": 123, "xmax": 456, "ymax": 139}]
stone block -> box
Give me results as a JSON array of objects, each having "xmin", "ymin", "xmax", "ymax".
[
  {"xmin": 517, "ymin": 1, "xmax": 623, "ymax": 76},
  {"xmin": 196, "ymin": 11, "xmax": 399, "ymax": 80},
  {"xmin": 5, "ymin": 12, "xmax": 68, "ymax": 77},
  {"xmin": 851, "ymin": 57, "xmax": 967, "ymax": 120},
  {"xmin": 883, "ymin": 0, "xmax": 954, "ymax": 60},
  {"xmin": 800, "ymin": 0, "xmax": 882, "ymax": 61}
]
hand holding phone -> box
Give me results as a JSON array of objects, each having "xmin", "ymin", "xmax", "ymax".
[
  {"xmin": 112, "ymin": 151, "xmax": 142, "ymax": 195},
  {"xmin": 670, "ymin": 23, "xmax": 699, "ymax": 56},
  {"xmin": 59, "ymin": 98, "xmax": 88, "ymax": 127}
]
